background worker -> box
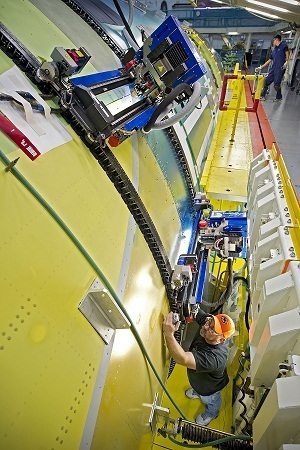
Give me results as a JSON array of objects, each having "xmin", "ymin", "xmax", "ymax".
[
  {"xmin": 163, "ymin": 310, "xmax": 235, "ymax": 426},
  {"xmin": 290, "ymin": 50, "xmax": 300, "ymax": 94},
  {"xmin": 258, "ymin": 34, "xmax": 289, "ymax": 102}
]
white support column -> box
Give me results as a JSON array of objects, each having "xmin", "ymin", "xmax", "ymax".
[{"xmin": 246, "ymin": 33, "xmax": 252, "ymax": 52}]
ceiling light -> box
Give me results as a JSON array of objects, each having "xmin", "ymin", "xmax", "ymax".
[
  {"xmin": 245, "ymin": 7, "xmax": 280, "ymax": 18},
  {"xmin": 210, "ymin": 0, "xmax": 225, "ymax": 3},
  {"xmin": 227, "ymin": 31, "xmax": 240, "ymax": 35},
  {"xmin": 277, "ymin": 0, "xmax": 300, "ymax": 5},
  {"xmin": 246, "ymin": 0, "xmax": 290, "ymax": 12}
]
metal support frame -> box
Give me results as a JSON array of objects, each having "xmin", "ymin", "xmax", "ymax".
[
  {"xmin": 219, "ymin": 72, "xmax": 264, "ymax": 141},
  {"xmin": 149, "ymin": 393, "xmax": 170, "ymax": 434},
  {"xmin": 78, "ymin": 278, "xmax": 131, "ymax": 344}
]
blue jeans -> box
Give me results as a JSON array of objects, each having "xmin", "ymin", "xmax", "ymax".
[{"xmin": 199, "ymin": 390, "xmax": 222, "ymax": 418}]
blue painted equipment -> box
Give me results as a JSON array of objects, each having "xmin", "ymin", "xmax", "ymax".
[
  {"xmin": 134, "ymin": 15, "xmax": 206, "ymax": 89},
  {"xmin": 37, "ymin": 16, "xmax": 206, "ymax": 146},
  {"xmin": 171, "ymin": 209, "xmax": 248, "ymax": 322}
]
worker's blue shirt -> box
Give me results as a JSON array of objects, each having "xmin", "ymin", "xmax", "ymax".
[{"xmin": 271, "ymin": 41, "xmax": 288, "ymax": 70}]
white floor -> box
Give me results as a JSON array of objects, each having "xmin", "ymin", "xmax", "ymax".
[{"xmin": 261, "ymin": 82, "xmax": 300, "ymax": 200}]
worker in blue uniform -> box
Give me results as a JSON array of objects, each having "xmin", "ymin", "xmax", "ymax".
[
  {"xmin": 258, "ymin": 34, "xmax": 289, "ymax": 102},
  {"xmin": 163, "ymin": 310, "xmax": 235, "ymax": 426}
]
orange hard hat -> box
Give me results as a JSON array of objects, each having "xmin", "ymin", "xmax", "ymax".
[{"xmin": 213, "ymin": 314, "xmax": 235, "ymax": 339}]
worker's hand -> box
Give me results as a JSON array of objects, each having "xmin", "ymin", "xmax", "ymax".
[
  {"xmin": 255, "ymin": 66, "xmax": 261, "ymax": 72},
  {"xmin": 282, "ymin": 61, "xmax": 287, "ymax": 70},
  {"xmin": 163, "ymin": 312, "xmax": 180, "ymax": 336}
]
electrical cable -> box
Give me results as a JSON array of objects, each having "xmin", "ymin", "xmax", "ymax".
[
  {"xmin": 125, "ymin": 0, "xmax": 134, "ymax": 27},
  {"xmin": 232, "ymin": 275, "xmax": 250, "ymax": 332},
  {"xmin": 150, "ymin": 82, "xmax": 202, "ymax": 130},
  {"xmin": 250, "ymin": 371, "xmax": 285, "ymax": 425},
  {"xmin": 206, "ymin": 259, "xmax": 234, "ymax": 314},
  {"xmin": 143, "ymin": 83, "xmax": 193, "ymax": 133},
  {"xmin": 121, "ymin": 0, "xmax": 140, "ymax": 51},
  {"xmin": 123, "ymin": 29, "xmax": 139, "ymax": 51},
  {"xmin": 209, "ymin": 269, "xmax": 247, "ymax": 314},
  {"xmin": 244, "ymin": 288, "xmax": 251, "ymax": 332},
  {"xmin": 232, "ymin": 276, "xmax": 248, "ymax": 284},
  {"xmin": 249, "ymin": 388, "xmax": 270, "ymax": 424},
  {"xmin": 234, "ymin": 355, "xmax": 251, "ymax": 436},
  {"xmin": 113, "ymin": 0, "xmax": 138, "ymax": 46},
  {"xmin": 209, "ymin": 256, "xmax": 225, "ymax": 304},
  {"xmin": 143, "ymin": 82, "xmax": 201, "ymax": 132},
  {"xmin": 201, "ymin": 267, "xmax": 230, "ymax": 308}
]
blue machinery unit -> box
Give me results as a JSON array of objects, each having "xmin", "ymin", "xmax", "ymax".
[
  {"xmin": 37, "ymin": 15, "xmax": 206, "ymax": 146},
  {"xmin": 171, "ymin": 205, "xmax": 247, "ymax": 322}
]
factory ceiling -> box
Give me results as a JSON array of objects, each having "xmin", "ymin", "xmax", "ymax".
[{"xmin": 221, "ymin": 0, "xmax": 300, "ymax": 28}]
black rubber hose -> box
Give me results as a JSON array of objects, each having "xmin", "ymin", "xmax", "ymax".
[
  {"xmin": 210, "ymin": 259, "xmax": 233, "ymax": 314},
  {"xmin": 244, "ymin": 289, "xmax": 250, "ymax": 331},
  {"xmin": 229, "ymin": 275, "xmax": 250, "ymax": 330},
  {"xmin": 250, "ymin": 388, "xmax": 270, "ymax": 423},
  {"xmin": 235, "ymin": 277, "xmax": 251, "ymax": 332},
  {"xmin": 143, "ymin": 83, "xmax": 193, "ymax": 133},
  {"xmin": 211, "ymin": 274, "xmax": 249, "ymax": 315},
  {"xmin": 113, "ymin": 0, "xmax": 138, "ymax": 46},
  {"xmin": 233, "ymin": 276, "xmax": 248, "ymax": 285}
]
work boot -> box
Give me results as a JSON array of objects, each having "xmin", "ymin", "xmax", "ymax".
[
  {"xmin": 185, "ymin": 388, "xmax": 200, "ymax": 399},
  {"xmin": 195, "ymin": 412, "xmax": 218, "ymax": 426}
]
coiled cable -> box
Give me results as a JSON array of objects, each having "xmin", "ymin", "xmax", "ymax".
[
  {"xmin": 167, "ymin": 419, "xmax": 252, "ymax": 449},
  {"xmin": 234, "ymin": 354, "xmax": 251, "ymax": 436}
]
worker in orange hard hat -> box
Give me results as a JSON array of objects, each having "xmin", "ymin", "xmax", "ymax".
[
  {"xmin": 163, "ymin": 309, "xmax": 235, "ymax": 426},
  {"xmin": 208, "ymin": 313, "xmax": 235, "ymax": 339}
]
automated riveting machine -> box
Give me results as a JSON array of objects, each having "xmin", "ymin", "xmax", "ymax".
[
  {"xmin": 171, "ymin": 196, "xmax": 247, "ymax": 326},
  {"xmin": 36, "ymin": 15, "xmax": 206, "ymax": 147}
]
